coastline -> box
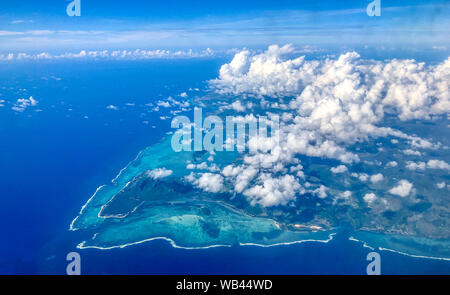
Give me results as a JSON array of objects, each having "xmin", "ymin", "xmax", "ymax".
[
  {"xmin": 348, "ymin": 234, "xmax": 450, "ymax": 261},
  {"xmin": 76, "ymin": 233, "xmax": 337, "ymax": 251},
  {"xmin": 69, "ymin": 135, "xmax": 450, "ymax": 263}
]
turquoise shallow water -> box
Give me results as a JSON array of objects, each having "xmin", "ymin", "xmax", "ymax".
[
  {"xmin": 39, "ymin": 229, "xmax": 450, "ymax": 274},
  {"xmin": 71, "ymin": 136, "xmax": 336, "ymax": 249},
  {"xmin": 70, "ymin": 132, "xmax": 450, "ymax": 261},
  {"xmin": 68, "ymin": 71, "xmax": 450, "ymax": 261},
  {"xmin": 1, "ymin": 59, "xmax": 449, "ymax": 274}
]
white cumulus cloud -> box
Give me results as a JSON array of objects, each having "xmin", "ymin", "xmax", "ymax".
[
  {"xmin": 12, "ymin": 96, "xmax": 38, "ymax": 112},
  {"xmin": 331, "ymin": 165, "xmax": 348, "ymax": 174},
  {"xmin": 389, "ymin": 180, "xmax": 414, "ymax": 197},
  {"xmin": 146, "ymin": 168, "xmax": 173, "ymax": 179},
  {"xmin": 206, "ymin": 44, "xmax": 449, "ymax": 207},
  {"xmin": 187, "ymin": 172, "xmax": 224, "ymax": 193}
]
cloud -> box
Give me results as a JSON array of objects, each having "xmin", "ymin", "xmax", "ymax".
[
  {"xmin": 312, "ymin": 185, "xmax": 328, "ymax": 199},
  {"xmin": 406, "ymin": 161, "xmax": 426, "ymax": 171},
  {"xmin": 11, "ymin": 96, "xmax": 38, "ymax": 112},
  {"xmin": 157, "ymin": 101, "xmax": 171, "ymax": 108},
  {"xmin": 146, "ymin": 168, "xmax": 173, "ymax": 179},
  {"xmin": 403, "ymin": 149, "xmax": 422, "ymax": 156},
  {"xmin": 243, "ymin": 174, "xmax": 302, "ymax": 206},
  {"xmin": 432, "ymin": 46, "xmax": 447, "ymax": 51},
  {"xmin": 186, "ymin": 162, "xmax": 219, "ymax": 172},
  {"xmin": 225, "ymin": 100, "xmax": 247, "ymax": 112},
  {"xmin": 204, "ymin": 44, "xmax": 449, "ymax": 207},
  {"xmin": 370, "ymin": 173, "xmax": 384, "ymax": 184},
  {"xmin": 211, "ymin": 45, "xmax": 448, "ymax": 168},
  {"xmin": 211, "ymin": 44, "xmax": 310, "ymax": 97},
  {"xmin": 0, "ymin": 48, "xmax": 215, "ymax": 61},
  {"xmin": 10, "ymin": 20, "xmax": 31, "ymax": 24},
  {"xmin": 186, "ymin": 172, "xmax": 224, "ymax": 193},
  {"xmin": 436, "ymin": 182, "xmax": 446, "ymax": 189},
  {"xmin": 222, "ymin": 164, "xmax": 258, "ymax": 193},
  {"xmin": 330, "ymin": 165, "xmax": 348, "ymax": 174},
  {"xmin": 406, "ymin": 160, "xmax": 450, "ymax": 171},
  {"xmin": 338, "ymin": 190, "xmax": 352, "ymax": 199},
  {"xmin": 351, "ymin": 173, "xmax": 369, "ymax": 182},
  {"xmin": 386, "ymin": 161, "xmax": 398, "ymax": 168},
  {"xmin": 0, "ymin": 31, "xmax": 24, "ymax": 37},
  {"xmin": 363, "ymin": 193, "xmax": 377, "ymax": 205},
  {"xmin": 389, "ymin": 180, "xmax": 413, "ymax": 197},
  {"xmin": 426, "ymin": 159, "xmax": 450, "ymax": 170},
  {"xmin": 212, "ymin": 44, "xmax": 449, "ymax": 122}
]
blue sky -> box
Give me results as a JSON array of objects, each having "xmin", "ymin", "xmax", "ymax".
[{"xmin": 0, "ymin": 0, "xmax": 449, "ymax": 52}]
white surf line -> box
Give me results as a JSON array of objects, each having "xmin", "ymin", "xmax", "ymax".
[
  {"xmin": 70, "ymin": 149, "xmax": 150, "ymax": 230},
  {"xmin": 348, "ymin": 237, "xmax": 450, "ymax": 261},
  {"xmin": 77, "ymin": 236, "xmax": 232, "ymax": 250},
  {"xmin": 98, "ymin": 201, "xmax": 145, "ymax": 220},
  {"xmin": 70, "ymin": 149, "xmax": 148, "ymax": 230},
  {"xmin": 69, "ymin": 185, "xmax": 106, "ymax": 231},
  {"xmin": 239, "ymin": 233, "xmax": 336, "ymax": 248},
  {"xmin": 72, "ymin": 194, "xmax": 336, "ymax": 247},
  {"xmin": 76, "ymin": 232, "xmax": 336, "ymax": 251},
  {"xmin": 71, "ymin": 143, "xmax": 164, "ymax": 229},
  {"xmin": 348, "ymin": 236, "xmax": 375, "ymax": 250},
  {"xmin": 111, "ymin": 132, "xmax": 176, "ymax": 185},
  {"xmin": 378, "ymin": 247, "xmax": 450, "ymax": 262},
  {"xmin": 97, "ymin": 181, "xmax": 132, "ymax": 218},
  {"xmin": 208, "ymin": 199, "xmax": 330, "ymax": 232},
  {"xmin": 111, "ymin": 149, "xmax": 146, "ymax": 184}
]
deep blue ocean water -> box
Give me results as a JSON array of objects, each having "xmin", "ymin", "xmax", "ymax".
[{"xmin": 0, "ymin": 59, "xmax": 449, "ymax": 274}]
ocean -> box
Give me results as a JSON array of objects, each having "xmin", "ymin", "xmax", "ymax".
[{"xmin": 0, "ymin": 58, "xmax": 449, "ymax": 274}]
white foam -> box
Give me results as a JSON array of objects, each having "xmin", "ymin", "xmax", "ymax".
[
  {"xmin": 348, "ymin": 236, "xmax": 450, "ymax": 261},
  {"xmin": 76, "ymin": 232, "xmax": 336, "ymax": 251},
  {"xmin": 69, "ymin": 185, "xmax": 106, "ymax": 231}
]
